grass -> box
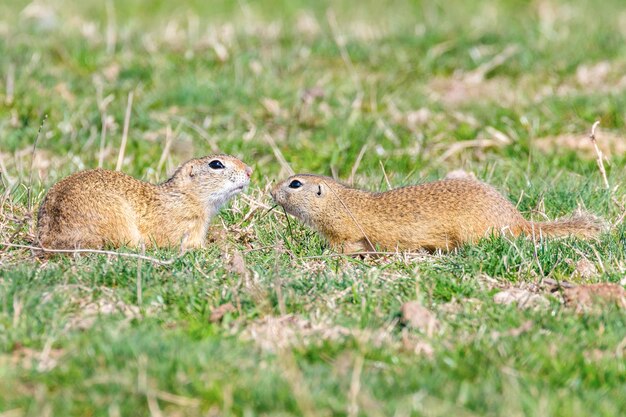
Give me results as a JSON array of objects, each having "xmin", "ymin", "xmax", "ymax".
[{"xmin": 1, "ymin": 0, "xmax": 626, "ymax": 415}]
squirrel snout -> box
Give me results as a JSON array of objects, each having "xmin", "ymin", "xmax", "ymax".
[
  {"xmin": 245, "ymin": 166, "xmax": 253, "ymax": 178},
  {"xmin": 269, "ymin": 186, "xmax": 280, "ymax": 202}
]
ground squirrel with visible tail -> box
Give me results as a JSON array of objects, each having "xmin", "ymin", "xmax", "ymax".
[
  {"xmin": 37, "ymin": 154, "xmax": 252, "ymax": 250},
  {"xmin": 270, "ymin": 174, "xmax": 605, "ymax": 253}
]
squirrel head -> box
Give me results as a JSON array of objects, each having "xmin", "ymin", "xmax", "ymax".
[
  {"xmin": 168, "ymin": 154, "xmax": 252, "ymax": 209},
  {"xmin": 270, "ymin": 174, "xmax": 341, "ymax": 228}
]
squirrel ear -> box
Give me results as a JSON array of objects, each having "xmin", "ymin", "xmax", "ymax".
[
  {"xmin": 184, "ymin": 162, "xmax": 196, "ymax": 178},
  {"xmin": 316, "ymin": 184, "xmax": 324, "ymax": 197}
]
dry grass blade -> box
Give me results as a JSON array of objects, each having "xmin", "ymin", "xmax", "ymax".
[
  {"xmin": 95, "ymin": 78, "xmax": 115, "ymax": 168},
  {"xmin": 240, "ymin": 193, "xmax": 275, "ymax": 211},
  {"xmin": 1, "ymin": 242, "xmax": 177, "ymax": 266},
  {"xmin": 0, "ymin": 409, "xmax": 23, "ymax": 417},
  {"xmin": 115, "ymin": 91, "xmax": 134, "ymax": 171},
  {"xmin": 588, "ymin": 121, "xmax": 610, "ymax": 190},
  {"xmin": 0, "ymin": 154, "xmax": 16, "ymax": 187},
  {"xmin": 276, "ymin": 347, "xmax": 319, "ymax": 417},
  {"xmin": 156, "ymin": 124, "xmax": 175, "ymax": 176},
  {"xmin": 264, "ymin": 133, "xmax": 295, "ymax": 176},
  {"xmin": 436, "ymin": 137, "xmax": 510, "ymax": 164},
  {"xmin": 347, "ymin": 355, "xmax": 364, "ymax": 417},
  {"xmin": 302, "ymin": 250, "xmax": 428, "ymax": 260},
  {"xmin": 27, "ymin": 114, "xmax": 48, "ymax": 213},
  {"xmin": 105, "ymin": 0, "xmax": 117, "ymax": 55},
  {"xmin": 137, "ymin": 243, "xmax": 145, "ymax": 305},
  {"xmin": 464, "ymin": 45, "xmax": 519, "ymax": 84},
  {"xmin": 612, "ymin": 197, "xmax": 626, "ymax": 227},
  {"xmin": 282, "ymin": 206, "xmax": 295, "ymax": 244},
  {"xmin": 379, "ymin": 161, "xmax": 392, "ymax": 190},
  {"xmin": 153, "ymin": 390, "xmax": 201, "ymax": 408},
  {"xmin": 348, "ymin": 143, "xmax": 368, "ymax": 186},
  {"xmin": 257, "ymin": 203, "xmax": 279, "ymax": 221},
  {"xmin": 5, "ymin": 63, "xmax": 15, "ymax": 105}
]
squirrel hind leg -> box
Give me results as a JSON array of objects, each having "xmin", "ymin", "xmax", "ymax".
[
  {"xmin": 40, "ymin": 220, "xmax": 138, "ymax": 251},
  {"xmin": 38, "ymin": 231, "xmax": 105, "ymax": 252}
]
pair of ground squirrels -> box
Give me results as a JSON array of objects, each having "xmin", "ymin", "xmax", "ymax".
[
  {"xmin": 270, "ymin": 174, "xmax": 606, "ymax": 253},
  {"xmin": 37, "ymin": 155, "xmax": 604, "ymax": 253},
  {"xmin": 37, "ymin": 155, "xmax": 252, "ymax": 250}
]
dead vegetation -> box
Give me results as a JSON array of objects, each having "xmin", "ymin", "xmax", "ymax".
[
  {"xmin": 400, "ymin": 301, "xmax": 440, "ymax": 336},
  {"xmin": 491, "ymin": 277, "xmax": 626, "ymax": 314},
  {"xmin": 493, "ymin": 288, "xmax": 551, "ymax": 310},
  {"xmin": 40, "ymin": 284, "xmax": 161, "ymax": 331},
  {"xmin": 428, "ymin": 76, "xmax": 522, "ymax": 107},
  {"xmin": 0, "ymin": 343, "xmax": 65, "ymax": 373},
  {"xmin": 0, "ymin": 196, "xmax": 36, "ymax": 266},
  {"xmin": 562, "ymin": 283, "xmax": 626, "ymax": 313},
  {"xmin": 240, "ymin": 315, "xmax": 396, "ymax": 352},
  {"xmin": 534, "ymin": 131, "xmax": 626, "ymax": 159}
]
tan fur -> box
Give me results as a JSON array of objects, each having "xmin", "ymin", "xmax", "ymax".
[
  {"xmin": 37, "ymin": 155, "xmax": 252, "ymax": 250},
  {"xmin": 271, "ymin": 175, "xmax": 606, "ymax": 253}
]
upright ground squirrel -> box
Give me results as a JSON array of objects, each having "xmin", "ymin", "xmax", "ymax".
[{"xmin": 37, "ymin": 154, "xmax": 252, "ymax": 250}]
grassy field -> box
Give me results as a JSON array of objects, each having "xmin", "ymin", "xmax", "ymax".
[{"xmin": 1, "ymin": 0, "xmax": 626, "ymax": 415}]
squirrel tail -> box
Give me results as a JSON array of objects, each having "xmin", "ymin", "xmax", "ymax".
[{"xmin": 521, "ymin": 211, "xmax": 608, "ymax": 240}]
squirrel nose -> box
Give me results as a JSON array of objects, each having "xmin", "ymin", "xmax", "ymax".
[{"xmin": 245, "ymin": 166, "xmax": 253, "ymax": 178}]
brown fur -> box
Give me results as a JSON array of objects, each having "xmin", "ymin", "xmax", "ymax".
[
  {"xmin": 37, "ymin": 155, "xmax": 252, "ymax": 250},
  {"xmin": 270, "ymin": 175, "xmax": 606, "ymax": 253}
]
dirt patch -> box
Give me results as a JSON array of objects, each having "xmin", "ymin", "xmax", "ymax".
[
  {"xmin": 242, "ymin": 315, "xmax": 349, "ymax": 351},
  {"xmin": 562, "ymin": 283, "xmax": 626, "ymax": 313},
  {"xmin": 67, "ymin": 295, "xmax": 142, "ymax": 330},
  {"xmin": 574, "ymin": 61, "xmax": 626, "ymax": 92},
  {"xmin": 210, "ymin": 303, "xmax": 236, "ymax": 323},
  {"xmin": 0, "ymin": 344, "xmax": 65, "ymax": 372},
  {"xmin": 427, "ymin": 45, "xmax": 523, "ymax": 106},
  {"xmin": 438, "ymin": 298, "xmax": 483, "ymax": 315},
  {"xmin": 534, "ymin": 131, "xmax": 626, "ymax": 158},
  {"xmin": 400, "ymin": 301, "xmax": 440, "ymax": 336},
  {"xmin": 241, "ymin": 315, "xmax": 394, "ymax": 352},
  {"xmin": 428, "ymin": 76, "xmax": 523, "ymax": 107},
  {"xmin": 493, "ymin": 288, "xmax": 551, "ymax": 310}
]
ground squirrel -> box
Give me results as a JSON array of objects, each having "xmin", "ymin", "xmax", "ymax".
[
  {"xmin": 270, "ymin": 174, "xmax": 605, "ymax": 253},
  {"xmin": 37, "ymin": 155, "xmax": 252, "ymax": 250}
]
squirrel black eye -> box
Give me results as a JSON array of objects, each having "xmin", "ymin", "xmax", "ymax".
[
  {"xmin": 208, "ymin": 160, "xmax": 225, "ymax": 169},
  {"xmin": 288, "ymin": 180, "xmax": 303, "ymax": 189}
]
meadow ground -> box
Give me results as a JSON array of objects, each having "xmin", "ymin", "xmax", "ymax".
[{"xmin": 1, "ymin": 0, "xmax": 626, "ymax": 415}]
